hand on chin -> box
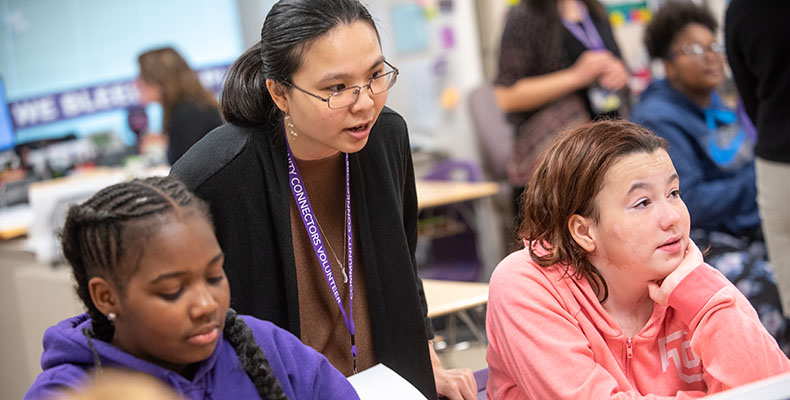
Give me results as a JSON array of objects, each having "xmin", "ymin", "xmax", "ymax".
[{"xmin": 648, "ymin": 240, "xmax": 703, "ymax": 305}]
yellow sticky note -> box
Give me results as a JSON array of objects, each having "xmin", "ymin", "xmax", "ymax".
[
  {"xmin": 609, "ymin": 11, "xmax": 625, "ymax": 27},
  {"xmin": 638, "ymin": 9, "xmax": 652, "ymax": 23},
  {"xmin": 440, "ymin": 87, "xmax": 460, "ymax": 110},
  {"xmin": 424, "ymin": 3, "xmax": 439, "ymax": 20}
]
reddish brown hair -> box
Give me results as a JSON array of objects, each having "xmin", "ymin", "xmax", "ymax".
[{"xmin": 518, "ymin": 120, "xmax": 667, "ymax": 302}]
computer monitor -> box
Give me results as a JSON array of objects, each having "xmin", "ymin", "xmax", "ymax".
[{"xmin": 0, "ymin": 76, "xmax": 15, "ymax": 152}]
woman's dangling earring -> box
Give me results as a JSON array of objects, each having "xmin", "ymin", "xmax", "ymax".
[
  {"xmin": 107, "ymin": 312, "xmax": 116, "ymax": 322},
  {"xmin": 285, "ymin": 113, "xmax": 297, "ymax": 137}
]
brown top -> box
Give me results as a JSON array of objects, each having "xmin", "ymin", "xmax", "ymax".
[{"xmin": 289, "ymin": 152, "xmax": 377, "ymax": 376}]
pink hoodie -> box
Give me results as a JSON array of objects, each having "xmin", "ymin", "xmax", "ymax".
[{"xmin": 486, "ymin": 249, "xmax": 790, "ymax": 399}]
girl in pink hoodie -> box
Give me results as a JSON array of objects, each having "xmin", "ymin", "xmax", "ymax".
[{"xmin": 486, "ymin": 120, "xmax": 790, "ymax": 399}]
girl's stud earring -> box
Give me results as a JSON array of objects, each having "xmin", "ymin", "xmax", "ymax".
[
  {"xmin": 285, "ymin": 114, "xmax": 297, "ymax": 137},
  {"xmin": 107, "ymin": 312, "xmax": 116, "ymax": 321}
]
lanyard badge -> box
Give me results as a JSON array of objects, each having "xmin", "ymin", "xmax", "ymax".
[{"xmin": 285, "ymin": 134, "xmax": 358, "ymax": 373}]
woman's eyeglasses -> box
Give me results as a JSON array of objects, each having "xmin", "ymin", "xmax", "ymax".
[
  {"xmin": 286, "ymin": 60, "xmax": 399, "ymax": 110},
  {"xmin": 673, "ymin": 42, "xmax": 725, "ymax": 59}
]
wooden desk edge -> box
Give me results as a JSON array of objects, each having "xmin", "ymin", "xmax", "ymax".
[
  {"xmin": 0, "ymin": 226, "xmax": 27, "ymax": 240},
  {"xmin": 427, "ymin": 294, "xmax": 489, "ymax": 318},
  {"xmin": 422, "ymin": 279, "xmax": 490, "ymax": 318},
  {"xmin": 416, "ymin": 180, "xmax": 500, "ymax": 210}
]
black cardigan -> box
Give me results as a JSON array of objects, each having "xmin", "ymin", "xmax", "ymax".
[{"xmin": 171, "ymin": 107, "xmax": 437, "ymax": 399}]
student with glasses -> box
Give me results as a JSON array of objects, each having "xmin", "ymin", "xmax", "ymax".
[
  {"xmin": 170, "ymin": 0, "xmax": 476, "ymax": 398},
  {"xmin": 632, "ymin": 1, "xmax": 790, "ymax": 354}
]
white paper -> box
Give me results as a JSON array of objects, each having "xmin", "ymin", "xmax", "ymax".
[
  {"xmin": 0, "ymin": 203, "xmax": 33, "ymax": 234},
  {"xmin": 347, "ymin": 363, "xmax": 428, "ymax": 400}
]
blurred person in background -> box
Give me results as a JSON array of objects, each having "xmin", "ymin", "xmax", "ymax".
[
  {"xmin": 726, "ymin": 0, "xmax": 790, "ymax": 320},
  {"xmin": 631, "ymin": 0, "xmax": 790, "ymax": 354},
  {"xmin": 494, "ymin": 0, "xmax": 630, "ymax": 231},
  {"xmin": 136, "ymin": 47, "xmax": 223, "ymax": 165}
]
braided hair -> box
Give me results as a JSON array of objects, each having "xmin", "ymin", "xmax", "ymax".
[
  {"xmin": 61, "ymin": 176, "xmax": 286, "ymax": 399},
  {"xmin": 224, "ymin": 309, "xmax": 288, "ymax": 399}
]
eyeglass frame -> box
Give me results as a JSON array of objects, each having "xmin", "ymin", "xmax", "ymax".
[
  {"xmin": 671, "ymin": 42, "xmax": 725, "ymax": 59},
  {"xmin": 283, "ymin": 60, "xmax": 399, "ymax": 110}
]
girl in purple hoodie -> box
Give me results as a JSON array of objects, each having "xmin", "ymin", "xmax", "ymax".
[{"xmin": 24, "ymin": 176, "xmax": 359, "ymax": 400}]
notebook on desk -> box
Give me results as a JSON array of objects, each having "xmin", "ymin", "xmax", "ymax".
[
  {"xmin": 704, "ymin": 373, "xmax": 790, "ymax": 400},
  {"xmin": 347, "ymin": 363, "xmax": 427, "ymax": 400}
]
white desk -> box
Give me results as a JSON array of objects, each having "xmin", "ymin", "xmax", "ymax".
[
  {"xmin": 705, "ymin": 372, "xmax": 790, "ymax": 400},
  {"xmin": 0, "ymin": 203, "xmax": 32, "ymax": 240}
]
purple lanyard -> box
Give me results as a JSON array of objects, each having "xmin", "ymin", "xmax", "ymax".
[
  {"xmin": 562, "ymin": 0, "xmax": 605, "ymax": 50},
  {"xmin": 284, "ymin": 135, "xmax": 357, "ymax": 373}
]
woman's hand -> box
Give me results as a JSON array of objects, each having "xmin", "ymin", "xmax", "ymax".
[
  {"xmin": 570, "ymin": 50, "xmax": 612, "ymax": 88},
  {"xmin": 429, "ymin": 342, "xmax": 477, "ymax": 400},
  {"xmin": 435, "ymin": 366, "xmax": 477, "ymax": 400},
  {"xmin": 598, "ymin": 57, "xmax": 629, "ymax": 91},
  {"xmin": 648, "ymin": 239, "xmax": 704, "ymax": 305}
]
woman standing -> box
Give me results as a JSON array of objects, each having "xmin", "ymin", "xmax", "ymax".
[
  {"xmin": 495, "ymin": 0, "xmax": 630, "ymax": 220},
  {"xmin": 171, "ymin": 1, "xmax": 475, "ymax": 398},
  {"xmin": 136, "ymin": 47, "xmax": 223, "ymax": 165}
]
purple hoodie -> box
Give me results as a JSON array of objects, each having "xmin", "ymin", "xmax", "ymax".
[{"xmin": 25, "ymin": 314, "xmax": 360, "ymax": 400}]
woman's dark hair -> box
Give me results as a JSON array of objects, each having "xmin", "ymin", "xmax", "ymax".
[
  {"xmin": 137, "ymin": 47, "xmax": 220, "ymax": 128},
  {"xmin": 221, "ymin": 0, "xmax": 379, "ymax": 127},
  {"xmin": 518, "ymin": 120, "xmax": 667, "ymax": 303},
  {"xmin": 643, "ymin": 0, "xmax": 718, "ymax": 60},
  {"xmin": 61, "ymin": 176, "xmax": 286, "ymax": 399}
]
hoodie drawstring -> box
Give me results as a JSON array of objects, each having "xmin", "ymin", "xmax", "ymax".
[{"xmin": 81, "ymin": 327, "xmax": 103, "ymax": 372}]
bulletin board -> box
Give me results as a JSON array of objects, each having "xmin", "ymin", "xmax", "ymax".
[
  {"xmin": 601, "ymin": 0, "xmax": 654, "ymax": 95},
  {"xmin": 369, "ymin": 0, "xmax": 485, "ymax": 162}
]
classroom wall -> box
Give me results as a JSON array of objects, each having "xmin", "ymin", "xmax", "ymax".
[
  {"xmin": 236, "ymin": 0, "xmax": 277, "ymax": 48},
  {"xmin": 364, "ymin": 0, "xmax": 486, "ymax": 165},
  {"xmin": 1, "ymin": 0, "xmax": 731, "ymax": 166},
  {"xmin": 3, "ymin": 0, "xmax": 490, "ymax": 167},
  {"xmin": 0, "ymin": 0, "xmax": 244, "ymax": 146}
]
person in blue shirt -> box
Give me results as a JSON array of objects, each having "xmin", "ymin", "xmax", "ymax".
[{"xmin": 632, "ymin": 0, "xmax": 790, "ymax": 355}]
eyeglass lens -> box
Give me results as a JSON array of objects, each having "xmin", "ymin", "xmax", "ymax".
[
  {"xmin": 682, "ymin": 42, "xmax": 723, "ymax": 57},
  {"xmin": 327, "ymin": 71, "xmax": 397, "ymax": 109}
]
